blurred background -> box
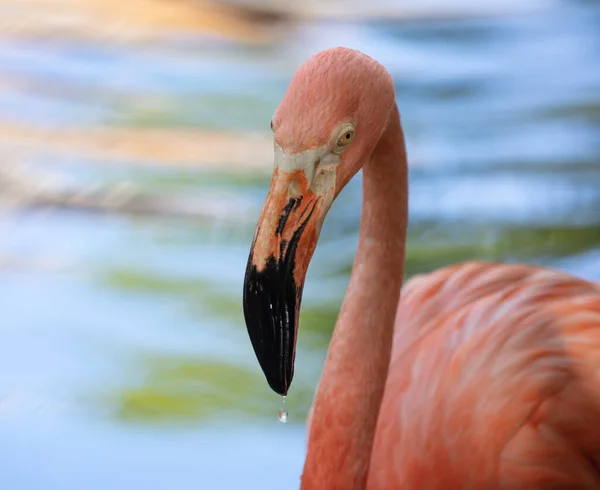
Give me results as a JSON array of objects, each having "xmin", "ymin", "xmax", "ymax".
[{"xmin": 0, "ymin": 0, "xmax": 599, "ymax": 488}]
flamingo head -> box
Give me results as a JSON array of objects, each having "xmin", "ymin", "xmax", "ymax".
[{"xmin": 243, "ymin": 47, "xmax": 395, "ymax": 395}]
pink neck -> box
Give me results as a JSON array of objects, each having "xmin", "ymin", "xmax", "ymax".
[{"xmin": 301, "ymin": 104, "xmax": 408, "ymax": 489}]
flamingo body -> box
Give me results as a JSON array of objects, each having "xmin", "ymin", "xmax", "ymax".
[{"xmin": 369, "ymin": 261, "xmax": 600, "ymax": 489}]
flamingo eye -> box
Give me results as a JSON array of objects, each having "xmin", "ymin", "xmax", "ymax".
[{"xmin": 335, "ymin": 129, "xmax": 355, "ymax": 152}]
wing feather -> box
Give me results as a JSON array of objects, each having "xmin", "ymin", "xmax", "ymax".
[{"xmin": 368, "ymin": 261, "xmax": 600, "ymax": 489}]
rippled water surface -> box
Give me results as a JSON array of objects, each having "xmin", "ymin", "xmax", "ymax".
[{"xmin": 0, "ymin": 1, "xmax": 599, "ymax": 488}]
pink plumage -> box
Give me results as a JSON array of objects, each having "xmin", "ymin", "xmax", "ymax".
[{"xmin": 371, "ymin": 262, "xmax": 600, "ymax": 489}]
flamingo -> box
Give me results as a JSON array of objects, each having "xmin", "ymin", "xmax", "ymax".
[{"xmin": 242, "ymin": 47, "xmax": 600, "ymax": 489}]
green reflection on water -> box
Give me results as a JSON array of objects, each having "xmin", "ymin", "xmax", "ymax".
[
  {"xmin": 326, "ymin": 223, "xmax": 600, "ymax": 278},
  {"xmin": 496, "ymin": 224, "xmax": 600, "ymax": 259},
  {"xmin": 116, "ymin": 357, "xmax": 315, "ymax": 424}
]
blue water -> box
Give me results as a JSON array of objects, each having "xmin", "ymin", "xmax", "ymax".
[{"xmin": 0, "ymin": 1, "xmax": 599, "ymax": 488}]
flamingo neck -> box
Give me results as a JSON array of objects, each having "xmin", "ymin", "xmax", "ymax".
[{"xmin": 301, "ymin": 104, "xmax": 408, "ymax": 490}]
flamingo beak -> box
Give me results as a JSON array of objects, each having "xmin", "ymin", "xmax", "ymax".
[{"xmin": 243, "ymin": 148, "xmax": 336, "ymax": 395}]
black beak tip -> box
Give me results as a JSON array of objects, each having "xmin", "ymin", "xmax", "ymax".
[
  {"xmin": 243, "ymin": 257, "xmax": 299, "ymax": 396},
  {"xmin": 265, "ymin": 367, "xmax": 291, "ymax": 397}
]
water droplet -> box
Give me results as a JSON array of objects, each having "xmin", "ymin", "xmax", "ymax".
[{"xmin": 278, "ymin": 395, "xmax": 288, "ymax": 423}]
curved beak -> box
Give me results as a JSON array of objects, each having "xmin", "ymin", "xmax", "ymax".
[{"xmin": 243, "ymin": 147, "xmax": 336, "ymax": 395}]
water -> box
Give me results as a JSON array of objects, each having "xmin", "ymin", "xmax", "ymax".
[{"xmin": 0, "ymin": 1, "xmax": 599, "ymax": 489}]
